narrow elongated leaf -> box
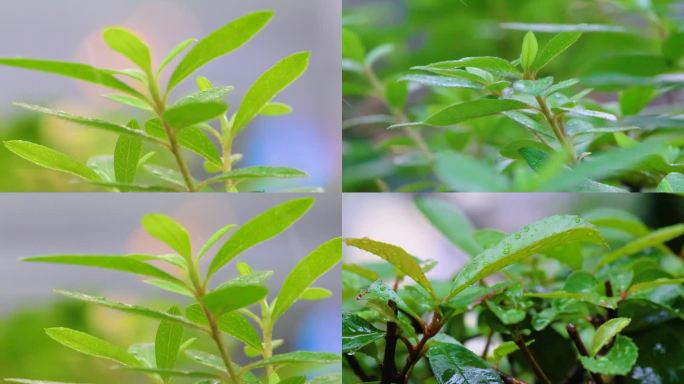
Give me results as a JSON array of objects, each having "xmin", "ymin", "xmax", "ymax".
[
  {"xmin": 203, "ymin": 284, "xmax": 267, "ymax": 314},
  {"xmin": 0, "ymin": 58, "xmax": 143, "ymax": 97},
  {"xmin": 22, "ymin": 254, "xmax": 180, "ymax": 282},
  {"xmin": 105, "ymin": 94, "xmax": 154, "ymax": 111},
  {"xmin": 145, "ymin": 119, "xmax": 221, "ymax": 165},
  {"xmin": 300, "ymin": 287, "xmax": 332, "ymax": 300},
  {"xmin": 198, "ymin": 224, "xmax": 237, "ymax": 260},
  {"xmin": 418, "ymin": 56, "xmax": 520, "ymax": 77},
  {"xmin": 156, "ymin": 307, "xmax": 184, "ymax": 380},
  {"xmin": 595, "ymin": 224, "xmax": 684, "ymax": 270},
  {"xmin": 185, "ymin": 305, "xmax": 262, "ymax": 350},
  {"xmin": 208, "ymin": 198, "xmax": 314, "ymax": 277},
  {"xmin": 415, "ymin": 196, "xmax": 482, "ymax": 257},
  {"xmin": 14, "ymin": 103, "xmax": 158, "ymax": 142},
  {"xmin": 57, "ymin": 291, "xmax": 200, "ymax": 329},
  {"xmin": 144, "ymin": 278, "xmax": 194, "ymax": 297},
  {"xmin": 435, "ymin": 152, "xmax": 509, "ymax": 192},
  {"xmin": 45, "ymin": 327, "xmax": 140, "ymax": 367},
  {"xmin": 244, "ymin": 351, "xmax": 339, "ymax": 370},
  {"xmin": 163, "ymin": 101, "xmax": 227, "ymax": 129},
  {"xmin": 427, "ymin": 341, "xmax": 502, "ymax": 384},
  {"xmin": 447, "ymin": 215, "xmax": 605, "ymax": 299},
  {"xmin": 233, "ymin": 52, "xmax": 310, "ymax": 134},
  {"xmin": 202, "ymin": 166, "xmax": 308, "ymax": 186},
  {"xmin": 400, "ymin": 74, "xmax": 482, "ymax": 90},
  {"xmin": 273, "ymin": 238, "xmax": 342, "ymax": 318},
  {"xmin": 159, "ymin": 38, "xmax": 196, "ymax": 73},
  {"xmin": 521, "ymin": 31, "xmax": 539, "ymax": 71},
  {"xmin": 175, "ymin": 87, "xmax": 234, "ymax": 106},
  {"xmin": 4, "ymin": 141, "xmax": 100, "ymax": 181},
  {"xmin": 591, "ymin": 318, "xmax": 631, "ymax": 356},
  {"xmin": 344, "ymin": 238, "xmax": 435, "ymax": 297},
  {"xmin": 125, "ymin": 367, "xmax": 220, "ymax": 378},
  {"xmin": 342, "ymin": 313, "xmax": 384, "ymax": 353},
  {"xmin": 142, "ymin": 214, "xmax": 192, "ymax": 260},
  {"xmin": 532, "ymin": 32, "xmax": 583, "ymax": 72},
  {"xmin": 184, "ymin": 349, "xmax": 226, "ymax": 372},
  {"xmin": 114, "ymin": 129, "xmax": 143, "ymax": 188},
  {"xmin": 260, "ymin": 102, "xmax": 292, "ymax": 116},
  {"xmin": 425, "ymin": 99, "xmax": 529, "ymax": 126},
  {"xmin": 103, "ymin": 27, "xmax": 152, "ymax": 73},
  {"xmin": 168, "ymin": 11, "xmax": 273, "ymax": 91},
  {"xmin": 580, "ymin": 336, "xmax": 638, "ymax": 375},
  {"xmin": 4, "ymin": 380, "xmax": 87, "ymax": 384},
  {"xmin": 656, "ymin": 173, "xmax": 684, "ymax": 192}
]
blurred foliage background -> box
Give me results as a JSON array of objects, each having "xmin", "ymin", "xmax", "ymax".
[{"xmin": 343, "ymin": 0, "xmax": 684, "ymax": 191}]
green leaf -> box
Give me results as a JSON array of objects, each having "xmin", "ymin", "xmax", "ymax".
[
  {"xmin": 521, "ymin": 31, "xmax": 538, "ymax": 71},
  {"xmin": 3, "ymin": 141, "xmax": 101, "ymax": 181},
  {"xmin": 114, "ymin": 129, "xmax": 143, "ymax": 188},
  {"xmin": 126, "ymin": 367, "xmax": 220, "ymax": 379},
  {"xmin": 204, "ymin": 283, "xmax": 267, "ymax": 314},
  {"xmin": 342, "ymin": 263, "xmax": 380, "ymax": 281},
  {"xmin": 415, "ymin": 195, "xmax": 482, "ymax": 257},
  {"xmin": 620, "ymin": 86, "xmax": 656, "ymax": 116},
  {"xmin": 186, "ymin": 305, "xmax": 262, "ymax": 351},
  {"xmin": 142, "ymin": 214, "xmax": 192, "ymax": 260},
  {"xmin": 260, "ymin": 102, "xmax": 293, "ymax": 116},
  {"xmin": 418, "ymin": 56, "xmax": 520, "ymax": 77},
  {"xmin": 144, "ymin": 279, "xmax": 194, "ymax": 297},
  {"xmin": 272, "ymin": 238, "xmax": 342, "ymax": 318},
  {"xmin": 341, "ymin": 28, "xmax": 365, "ymax": 62},
  {"xmin": 159, "ymin": 38, "xmax": 197, "ymax": 73},
  {"xmin": 591, "ymin": 317, "xmax": 631, "ymax": 356},
  {"xmin": 175, "ymin": 86, "xmax": 234, "ymax": 106},
  {"xmin": 532, "ymin": 32, "xmax": 582, "ymax": 72},
  {"xmin": 163, "ymin": 101, "xmax": 228, "ymax": 129},
  {"xmin": 628, "ymin": 278, "xmax": 684, "ymax": 294},
  {"xmin": 595, "ymin": 224, "xmax": 684, "ymax": 270},
  {"xmin": 22, "ymin": 254, "xmax": 180, "ymax": 282},
  {"xmin": 0, "ymin": 58, "xmax": 143, "ymax": 98},
  {"xmin": 579, "ymin": 335, "xmax": 638, "ymax": 375},
  {"xmin": 202, "ymin": 166, "xmax": 308, "ymax": 186},
  {"xmin": 45, "ymin": 327, "xmax": 140, "ymax": 367},
  {"xmin": 399, "ymin": 74, "xmax": 482, "ymax": 90},
  {"xmin": 168, "ymin": 11, "xmax": 273, "ymax": 91},
  {"xmin": 425, "ymin": 99, "xmax": 529, "ymax": 126},
  {"xmin": 4, "ymin": 380, "xmax": 87, "ymax": 384},
  {"xmin": 359, "ymin": 280, "xmax": 420, "ymax": 319},
  {"xmin": 208, "ymin": 198, "xmax": 314, "ymax": 277},
  {"xmin": 105, "ymin": 94, "xmax": 154, "ymax": 111},
  {"xmin": 244, "ymin": 351, "xmax": 339, "ymax": 370},
  {"xmin": 184, "ymin": 349, "xmax": 226, "ymax": 372},
  {"xmin": 513, "ymin": 77, "xmax": 553, "ymax": 96},
  {"xmin": 277, "ymin": 378, "xmax": 305, "ymax": 384},
  {"xmin": 427, "ymin": 341, "xmax": 502, "ymax": 384},
  {"xmin": 656, "ymin": 173, "xmax": 684, "ymax": 192},
  {"xmin": 342, "ymin": 313, "xmax": 384, "ymax": 353},
  {"xmin": 299, "ymin": 287, "xmax": 332, "ymax": 300},
  {"xmin": 145, "ymin": 119, "xmax": 221, "ymax": 165},
  {"xmin": 434, "ymin": 152, "xmax": 509, "ymax": 192},
  {"xmin": 103, "ymin": 27, "xmax": 152, "ymax": 73},
  {"xmin": 344, "ymin": 238, "xmax": 435, "ymax": 298},
  {"xmin": 198, "ymin": 224, "xmax": 237, "ymax": 260},
  {"xmin": 56, "ymin": 290, "xmax": 200, "ymax": 329},
  {"xmin": 447, "ymin": 215, "xmax": 604, "ymax": 299},
  {"xmin": 13, "ymin": 103, "xmax": 158, "ymax": 142},
  {"xmin": 156, "ymin": 307, "xmax": 184, "ymax": 380},
  {"xmin": 233, "ymin": 52, "xmax": 310, "ymax": 134}
]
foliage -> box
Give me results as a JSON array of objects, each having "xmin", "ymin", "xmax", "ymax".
[
  {"xmin": 342, "ymin": 195, "xmax": 684, "ymax": 383},
  {"xmin": 343, "ymin": 0, "xmax": 684, "ymax": 192},
  {"xmin": 5, "ymin": 198, "xmax": 342, "ymax": 384},
  {"xmin": 0, "ymin": 11, "xmax": 315, "ymax": 192}
]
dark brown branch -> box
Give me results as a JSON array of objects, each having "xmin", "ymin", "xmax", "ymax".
[
  {"xmin": 513, "ymin": 333, "xmax": 552, "ymax": 384},
  {"xmin": 482, "ymin": 328, "xmax": 494, "ymax": 358},
  {"xmin": 398, "ymin": 313, "xmax": 442, "ymax": 384},
  {"xmin": 566, "ymin": 323, "xmax": 605, "ymax": 384},
  {"xmin": 496, "ymin": 368, "xmax": 528, "ymax": 384},
  {"xmin": 381, "ymin": 301, "xmax": 399, "ymax": 384},
  {"xmin": 345, "ymin": 354, "xmax": 375, "ymax": 382},
  {"xmin": 604, "ymin": 280, "xmax": 618, "ymax": 319}
]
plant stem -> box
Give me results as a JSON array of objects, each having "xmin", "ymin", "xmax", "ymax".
[
  {"xmin": 604, "ymin": 281, "xmax": 618, "ymax": 319},
  {"xmin": 149, "ymin": 76, "xmax": 197, "ymax": 192},
  {"xmin": 381, "ymin": 301, "xmax": 399, "ymax": 384},
  {"xmin": 261, "ymin": 304, "xmax": 275, "ymax": 379},
  {"xmin": 496, "ymin": 368, "xmax": 528, "ymax": 384},
  {"xmin": 513, "ymin": 333, "xmax": 552, "ymax": 384},
  {"xmin": 566, "ymin": 323, "xmax": 605, "ymax": 384},
  {"xmin": 363, "ymin": 65, "xmax": 433, "ymax": 161},
  {"xmin": 346, "ymin": 354, "xmax": 375, "ymax": 382},
  {"xmin": 535, "ymin": 95, "xmax": 577, "ymax": 164},
  {"xmin": 398, "ymin": 313, "xmax": 442, "ymax": 383},
  {"xmin": 482, "ymin": 328, "xmax": 494, "ymax": 358}
]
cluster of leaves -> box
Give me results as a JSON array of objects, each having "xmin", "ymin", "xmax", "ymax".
[
  {"xmin": 342, "ymin": 195, "xmax": 684, "ymax": 383},
  {"xmin": 0, "ymin": 10, "xmax": 315, "ymax": 192},
  {"xmin": 343, "ymin": 0, "xmax": 684, "ymax": 192},
  {"xmin": 5, "ymin": 198, "xmax": 342, "ymax": 384}
]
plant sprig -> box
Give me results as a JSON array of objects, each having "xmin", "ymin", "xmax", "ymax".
[
  {"xmin": 0, "ymin": 11, "xmax": 316, "ymax": 192},
  {"xmin": 5, "ymin": 198, "xmax": 342, "ymax": 384}
]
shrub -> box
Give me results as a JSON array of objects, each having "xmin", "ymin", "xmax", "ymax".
[
  {"xmin": 342, "ymin": 195, "xmax": 684, "ymax": 383},
  {"xmin": 5, "ymin": 198, "xmax": 342, "ymax": 384}
]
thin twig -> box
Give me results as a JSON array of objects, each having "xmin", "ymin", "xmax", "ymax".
[
  {"xmin": 346, "ymin": 354, "xmax": 375, "ymax": 382},
  {"xmin": 381, "ymin": 301, "xmax": 399, "ymax": 384},
  {"xmin": 482, "ymin": 328, "xmax": 494, "ymax": 358},
  {"xmin": 513, "ymin": 333, "xmax": 552, "ymax": 384},
  {"xmin": 566, "ymin": 323, "xmax": 605, "ymax": 384}
]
